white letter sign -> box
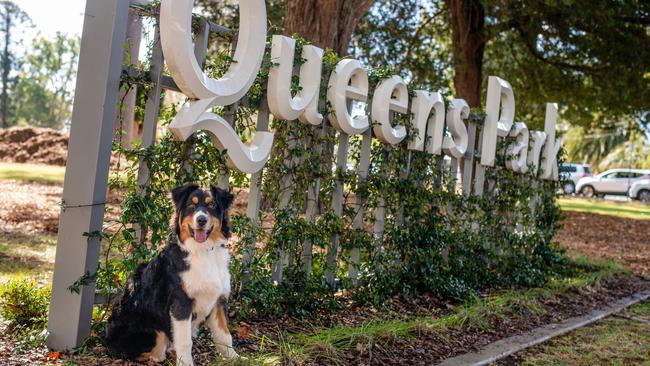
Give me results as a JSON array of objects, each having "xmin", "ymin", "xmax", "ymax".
[
  {"xmin": 540, "ymin": 103, "xmax": 562, "ymax": 181},
  {"xmin": 481, "ymin": 76, "xmax": 515, "ymax": 167},
  {"xmin": 327, "ymin": 59, "xmax": 370, "ymax": 136},
  {"xmin": 157, "ymin": 0, "xmax": 563, "ymax": 182},
  {"xmin": 160, "ymin": 0, "xmax": 273, "ymax": 174},
  {"xmin": 505, "ymin": 122, "xmax": 529, "ymax": 173},
  {"xmin": 267, "ymin": 35, "xmax": 324, "ymax": 125},
  {"xmin": 442, "ymin": 99, "xmax": 469, "ymax": 159},
  {"xmin": 372, "ymin": 76, "xmax": 408, "ymax": 145},
  {"xmin": 408, "ymin": 91, "xmax": 445, "ymax": 154},
  {"xmin": 527, "ymin": 131, "xmax": 547, "ymax": 175}
]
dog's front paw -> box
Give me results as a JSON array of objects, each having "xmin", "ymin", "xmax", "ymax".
[
  {"xmin": 223, "ymin": 347, "xmax": 239, "ymax": 359},
  {"xmin": 176, "ymin": 355, "xmax": 195, "ymax": 366}
]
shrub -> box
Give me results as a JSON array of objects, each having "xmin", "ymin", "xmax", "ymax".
[{"xmin": 0, "ymin": 279, "xmax": 50, "ymax": 331}]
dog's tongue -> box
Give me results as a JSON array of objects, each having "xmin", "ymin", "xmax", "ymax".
[{"xmin": 194, "ymin": 230, "xmax": 208, "ymax": 243}]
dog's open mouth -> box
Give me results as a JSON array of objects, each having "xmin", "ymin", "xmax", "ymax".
[{"xmin": 189, "ymin": 226, "xmax": 213, "ymax": 244}]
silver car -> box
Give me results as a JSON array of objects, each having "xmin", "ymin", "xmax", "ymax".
[
  {"xmin": 559, "ymin": 163, "xmax": 592, "ymax": 194},
  {"xmin": 629, "ymin": 179, "xmax": 650, "ymax": 203},
  {"xmin": 576, "ymin": 168, "xmax": 650, "ymax": 198}
]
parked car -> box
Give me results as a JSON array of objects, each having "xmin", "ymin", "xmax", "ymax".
[
  {"xmin": 629, "ymin": 179, "xmax": 650, "ymax": 203},
  {"xmin": 576, "ymin": 168, "xmax": 650, "ymax": 198},
  {"xmin": 559, "ymin": 163, "xmax": 592, "ymax": 194}
]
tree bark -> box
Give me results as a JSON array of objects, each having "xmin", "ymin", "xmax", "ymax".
[
  {"xmin": 282, "ymin": 0, "xmax": 376, "ymax": 214},
  {"xmin": 448, "ymin": 0, "xmax": 485, "ymax": 108},
  {"xmin": 284, "ymin": 0, "xmax": 375, "ymax": 56},
  {"xmin": 1, "ymin": 6, "xmax": 11, "ymax": 128}
]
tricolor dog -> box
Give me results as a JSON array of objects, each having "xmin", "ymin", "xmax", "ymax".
[{"xmin": 103, "ymin": 184, "xmax": 237, "ymax": 365}]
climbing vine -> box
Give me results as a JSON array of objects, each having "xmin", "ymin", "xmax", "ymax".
[{"xmin": 79, "ymin": 17, "xmax": 566, "ymax": 333}]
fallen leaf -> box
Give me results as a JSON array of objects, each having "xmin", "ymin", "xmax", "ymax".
[
  {"xmin": 46, "ymin": 351, "xmax": 61, "ymax": 360},
  {"xmin": 234, "ymin": 322, "xmax": 250, "ymax": 339}
]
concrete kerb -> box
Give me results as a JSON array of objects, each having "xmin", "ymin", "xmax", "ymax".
[{"xmin": 437, "ymin": 291, "xmax": 650, "ymax": 366}]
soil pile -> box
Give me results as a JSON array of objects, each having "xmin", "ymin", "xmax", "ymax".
[
  {"xmin": 0, "ymin": 127, "xmax": 69, "ymax": 166},
  {"xmin": 0, "ymin": 126, "xmax": 130, "ymax": 168}
]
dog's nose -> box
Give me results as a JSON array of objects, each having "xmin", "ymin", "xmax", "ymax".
[{"xmin": 197, "ymin": 216, "xmax": 208, "ymax": 227}]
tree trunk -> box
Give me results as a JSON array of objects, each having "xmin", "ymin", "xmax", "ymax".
[
  {"xmin": 1, "ymin": 7, "xmax": 11, "ymax": 128},
  {"xmin": 284, "ymin": 0, "xmax": 375, "ymax": 56},
  {"xmin": 448, "ymin": 0, "xmax": 485, "ymax": 108},
  {"xmin": 282, "ymin": 0, "xmax": 376, "ymax": 214}
]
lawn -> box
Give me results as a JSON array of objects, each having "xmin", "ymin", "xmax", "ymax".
[
  {"xmin": 0, "ymin": 162, "xmax": 65, "ymax": 184},
  {"xmin": 511, "ymin": 300, "xmax": 650, "ymax": 365},
  {"xmin": 0, "ymin": 232, "xmax": 56, "ymax": 286},
  {"xmin": 558, "ymin": 197, "xmax": 650, "ymax": 220}
]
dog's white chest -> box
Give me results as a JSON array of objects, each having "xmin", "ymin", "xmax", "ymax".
[{"xmin": 181, "ymin": 246, "xmax": 231, "ymax": 323}]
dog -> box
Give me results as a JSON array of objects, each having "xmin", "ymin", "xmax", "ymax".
[{"xmin": 103, "ymin": 184, "xmax": 237, "ymax": 365}]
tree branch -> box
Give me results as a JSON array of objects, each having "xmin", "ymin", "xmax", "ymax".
[{"xmin": 514, "ymin": 25, "xmax": 609, "ymax": 73}]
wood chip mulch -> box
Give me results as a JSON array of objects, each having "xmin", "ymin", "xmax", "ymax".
[{"xmin": 557, "ymin": 210, "xmax": 650, "ymax": 275}]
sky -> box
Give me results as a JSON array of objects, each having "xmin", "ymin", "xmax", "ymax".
[{"xmin": 15, "ymin": 0, "xmax": 87, "ymax": 41}]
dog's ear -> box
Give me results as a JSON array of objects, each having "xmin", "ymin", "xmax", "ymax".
[
  {"xmin": 171, "ymin": 184, "xmax": 199, "ymax": 210},
  {"xmin": 211, "ymin": 186, "xmax": 234, "ymax": 211}
]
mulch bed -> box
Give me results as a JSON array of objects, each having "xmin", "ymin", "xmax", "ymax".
[
  {"xmin": 0, "ymin": 180, "xmax": 122, "ymax": 236},
  {"xmin": 556, "ymin": 211, "xmax": 650, "ymax": 275},
  {"xmin": 1, "ymin": 273, "xmax": 645, "ymax": 366},
  {"xmin": 0, "ymin": 180, "xmax": 63, "ymax": 235},
  {"xmin": 318, "ymin": 274, "xmax": 650, "ymax": 365}
]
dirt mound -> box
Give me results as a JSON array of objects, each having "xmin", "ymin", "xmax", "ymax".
[{"xmin": 0, "ymin": 127, "xmax": 69, "ymax": 166}]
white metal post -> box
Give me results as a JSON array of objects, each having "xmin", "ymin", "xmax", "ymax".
[
  {"xmin": 348, "ymin": 129, "xmax": 372, "ymax": 284},
  {"xmin": 47, "ymin": 0, "xmax": 130, "ymax": 350},
  {"xmin": 326, "ymin": 133, "xmax": 350, "ymax": 287}
]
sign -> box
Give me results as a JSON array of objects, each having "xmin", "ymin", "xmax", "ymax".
[{"xmin": 160, "ymin": 0, "xmax": 561, "ymax": 179}]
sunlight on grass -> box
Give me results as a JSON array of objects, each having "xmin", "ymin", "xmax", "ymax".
[
  {"xmin": 558, "ymin": 197, "xmax": 650, "ymax": 220},
  {"xmin": 0, "ymin": 232, "xmax": 56, "ymax": 285},
  {"xmin": 518, "ymin": 300, "xmax": 650, "ymax": 365},
  {"xmin": 0, "ymin": 162, "xmax": 65, "ymax": 184}
]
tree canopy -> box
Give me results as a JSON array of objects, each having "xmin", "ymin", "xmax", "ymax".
[
  {"xmin": 0, "ymin": 0, "xmax": 30, "ymax": 128},
  {"xmin": 12, "ymin": 34, "xmax": 79, "ymax": 129}
]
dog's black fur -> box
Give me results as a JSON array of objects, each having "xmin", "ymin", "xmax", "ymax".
[{"xmin": 103, "ymin": 184, "xmax": 234, "ymax": 361}]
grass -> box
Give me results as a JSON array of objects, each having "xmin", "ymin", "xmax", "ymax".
[
  {"xmin": 558, "ymin": 197, "xmax": 650, "ymax": 220},
  {"xmin": 0, "ymin": 162, "xmax": 65, "ymax": 184},
  {"xmin": 0, "ymin": 232, "xmax": 57, "ymax": 285},
  {"xmin": 626, "ymin": 299, "xmax": 650, "ymax": 321},
  {"xmin": 514, "ymin": 300, "xmax": 650, "ymax": 365}
]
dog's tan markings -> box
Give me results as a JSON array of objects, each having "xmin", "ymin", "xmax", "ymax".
[
  {"xmin": 207, "ymin": 298, "xmax": 237, "ymax": 358},
  {"xmin": 191, "ymin": 196, "xmax": 199, "ymax": 204},
  {"xmin": 143, "ymin": 331, "xmax": 168, "ymax": 362},
  {"xmin": 179, "ymin": 215, "xmax": 194, "ymax": 242},
  {"xmin": 135, "ymin": 331, "xmax": 167, "ymax": 362},
  {"xmin": 205, "ymin": 196, "xmax": 212, "ymax": 204},
  {"xmin": 215, "ymin": 303, "xmax": 230, "ymax": 334},
  {"xmin": 208, "ymin": 219, "xmax": 225, "ymax": 242}
]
